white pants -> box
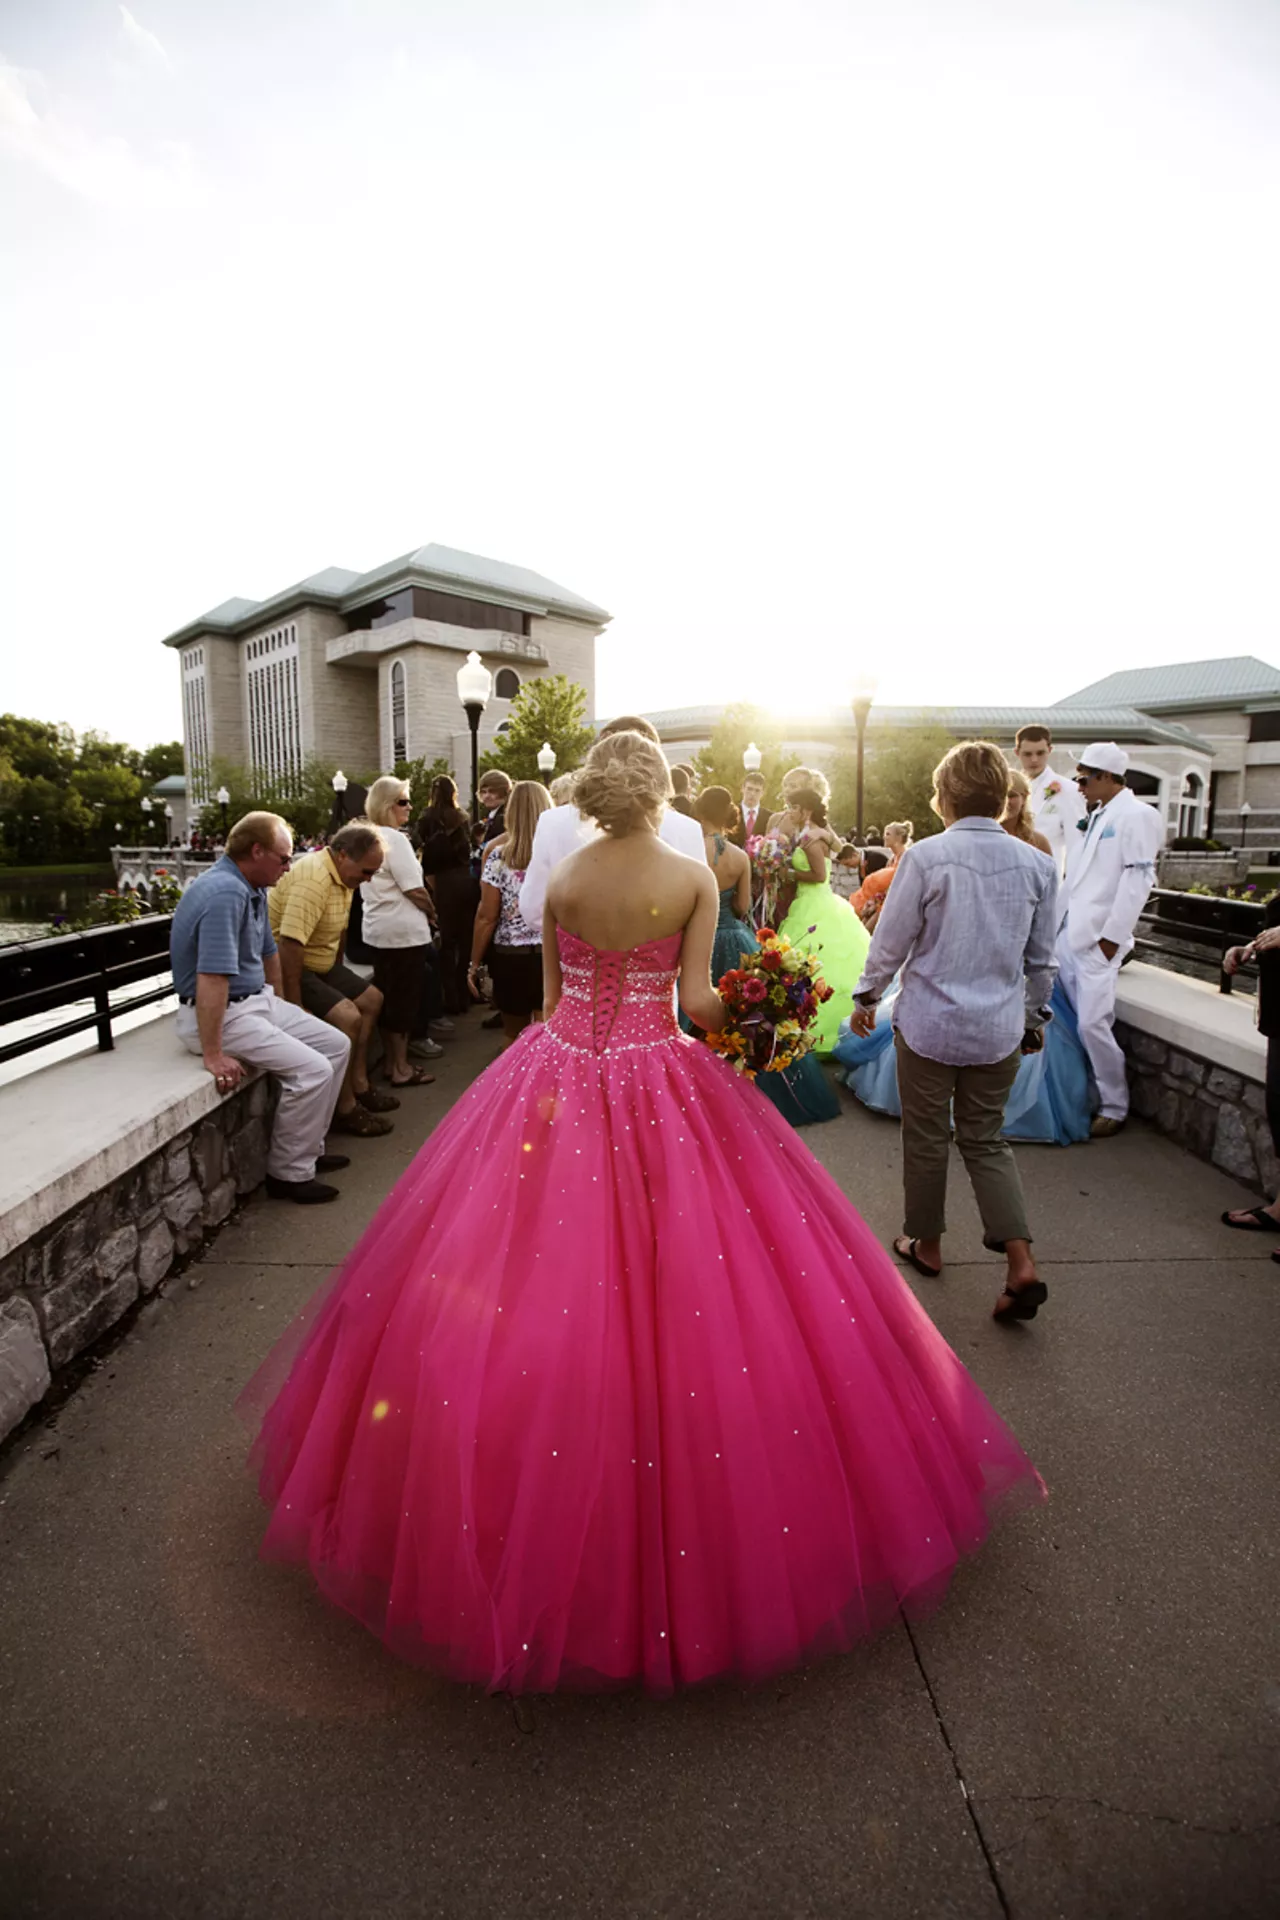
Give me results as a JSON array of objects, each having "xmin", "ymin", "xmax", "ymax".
[
  {"xmin": 176, "ymin": 987, "xmax": 351, "ymax": 1183},
  {"xmin": 1056, "ymin": 932, "xmax": 1128, "ymax": 1120}
]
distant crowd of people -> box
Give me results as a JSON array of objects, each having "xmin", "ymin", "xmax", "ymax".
[{"xmin": 167, "ymin": 716, "xmax": 1169, "ymax": 1287}]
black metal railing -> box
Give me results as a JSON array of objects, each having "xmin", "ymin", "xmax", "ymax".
[
  {"xmin": 1134, "ymin": 887, "xmax": 1264, "ymax": 995},
  {"xmin": 0, "ymin": 916, "xmax": 176, "ymax": 1064}
]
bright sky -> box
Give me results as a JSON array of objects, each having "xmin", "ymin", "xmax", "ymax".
[{"xmin": 2, "ymin": 0, "xmax": 1278, "ymax": 749}]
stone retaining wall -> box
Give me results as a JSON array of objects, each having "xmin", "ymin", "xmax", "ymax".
[
  {"xmin": 1116, "ymin": 1021, "xmax": 1277, "ymax": 1193},
  {"xmin": 0, "ymin": 1079, "xmax": 276, "ymax": 1442}
]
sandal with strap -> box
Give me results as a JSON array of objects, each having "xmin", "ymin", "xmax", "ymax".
[
  {"xmin": 357, "ymin": 1086, "xmax": 401, "ymax": 1114},
  {"xmin": 993, "ymin": 1278, "xmax": 1049, "ymax": 1323},
  {"xmin": 893, "ymin": 1236, "xmax": 942, "ymax": 1280},
  {"xmin": 385, "ymin": 1066, "xmax": 435, "ymax": 1088},
  {"xmin": 1221, "ymin": 1206, "xmax": 1280, "ymax": 1233}
]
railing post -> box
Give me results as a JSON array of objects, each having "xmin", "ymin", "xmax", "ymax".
[{"xmin": 94, "ymin": 977, "xmax": 114, "ymax": 1049}]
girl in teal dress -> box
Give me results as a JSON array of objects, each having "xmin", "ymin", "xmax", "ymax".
[
  {"xmin": 687, "ymin": 788, "xmax": 840, "ymax": 1127},
  {"xmin": 775, "ymin": 788, "xmax": 871, "ymax": 1057}
]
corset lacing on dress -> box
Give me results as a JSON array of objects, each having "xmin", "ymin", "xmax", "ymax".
[{"xmin": 545, "ymin": 932, "xmax": 683, "ymax": 1057}]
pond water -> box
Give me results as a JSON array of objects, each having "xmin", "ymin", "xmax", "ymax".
[{"xmin": 0, "ymin": 870, "xmax": 115, "ymax": 945}]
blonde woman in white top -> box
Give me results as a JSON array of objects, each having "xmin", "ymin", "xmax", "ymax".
[{"xmin": 360, "ymin": 776, "xmax": 435, "ymax": 1088}]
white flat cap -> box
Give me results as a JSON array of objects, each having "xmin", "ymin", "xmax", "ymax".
[{"xmin": 1076, "ymin": 741, "xmax": 1129, "ymax": 777}]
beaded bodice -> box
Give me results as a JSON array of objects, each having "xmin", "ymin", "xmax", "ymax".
[{"xmin": 547, "ymin": 929, "xmax": 683, "ymax": 1056}]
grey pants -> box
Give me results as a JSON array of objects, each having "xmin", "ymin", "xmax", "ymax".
[{"xmin": 894, "ymin": 1033, "xmax": 1030, "ymax": 1244}]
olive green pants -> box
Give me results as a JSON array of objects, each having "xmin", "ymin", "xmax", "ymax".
[{"xmin": 894, "ymin": 1033, "xmax": 1030, "ymax": 1245}]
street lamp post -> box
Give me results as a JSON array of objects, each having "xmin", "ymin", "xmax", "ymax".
[
  {"xmin": 1239, "ymin": 798, "xmax": 1253, "ymax": 854},
  {"xmin": 163, "ymin": 803, "xmax": 173, "ymax": 844},
  {"xmin": 456, "ymin": 652, "xmax": 494, "ymax": 823},
  {"xmin": 141, "ymin": 796, "xmax": 153, "ymax": 843},
  {"xmin": 851, "ymin": 675, "xmax": 878, "ymax": 839},
  {"xmin": 216, "ymin": 786, "xmax": 230, "ymax": 837},
  {"xmin": 537, "ymin": 742, "xmax": 557, "ymax": 778}
]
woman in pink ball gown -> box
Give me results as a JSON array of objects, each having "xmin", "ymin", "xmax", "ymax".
[{"xmin": 243, "ymin": 730, "xmax": 1045, "ymax": 1695}]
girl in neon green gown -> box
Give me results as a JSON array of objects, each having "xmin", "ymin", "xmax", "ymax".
[{"xmin": 776, "ymin": 789, "xmax": 870, "ymax": 1057}]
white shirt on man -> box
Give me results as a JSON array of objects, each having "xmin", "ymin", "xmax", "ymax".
[
  {"xmin": 740, "ymin": 803, "xmax": 764, "ymax": 842},
  {"xmin": 518, "ymin": 805, "xmax": 705, "ymax": 928},
  {"xmin": 1027, "ymin": 763, "xmax": 1086, "ymax": 871}
]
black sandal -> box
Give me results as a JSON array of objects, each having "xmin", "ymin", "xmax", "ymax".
[
  {"xmin": 993, "ymin": 1278, "xmax": 1049, "ymax": 1323},
  {"xmin": 893, "ymin": 1236, "xmax": 942, "ymax": 1280},
  {"xmin": 1221, "ymin": 1206, "xmax": 1280, "ymax": 1233}
]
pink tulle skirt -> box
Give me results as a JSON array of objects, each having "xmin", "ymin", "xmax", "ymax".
[{"xmin": 241, "ymin": 1026, "xmax": 1045, "ymax": 1693}]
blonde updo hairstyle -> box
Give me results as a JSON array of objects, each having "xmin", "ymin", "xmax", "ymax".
[
  {"xmin": 885, "ymin": 819, "xmax": 914, "ymax": 853},
  {"xmin": 574, "ymin": 730, "xmax": 672, "ymax": 837}
]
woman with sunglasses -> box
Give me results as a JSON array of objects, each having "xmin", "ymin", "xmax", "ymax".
[{"xmin": 359, "ymin": 776, "xmax": 436, "ymax": 1090}]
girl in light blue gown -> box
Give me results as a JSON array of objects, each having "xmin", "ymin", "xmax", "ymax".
[
  {"xmin": 834, "ymin": 786, "xmax": 1093, "ymax": 1144},
  {"xmin": 832, "ymin": 980, "xmax": 1093, "ymax": 1144}
]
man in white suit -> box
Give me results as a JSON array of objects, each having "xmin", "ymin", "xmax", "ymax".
[
  {"xmin": 519, "ymin": 714, "xmax": 704, "ymax": 927},
  {"xmin": 1014, "ymin": 724, "xmax": 1086, "ymax": 875},
  {"xmin": 1056, "ymin": 742, "xmax": 1163, "ymax": 1137}
]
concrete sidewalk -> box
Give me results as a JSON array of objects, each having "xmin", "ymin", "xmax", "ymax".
[{"xmin": 1, "ymin": 1013, "xmax": 1277, "ymax": 1920}]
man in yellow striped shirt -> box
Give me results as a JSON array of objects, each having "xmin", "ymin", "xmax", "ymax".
[{"xmin": 268, "ymin": 824, "xmax": 399, "ymax": 1138}]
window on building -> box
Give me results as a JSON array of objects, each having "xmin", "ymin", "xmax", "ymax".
[
  {"xmin": 494, "ymin": 667, "xmax": 520, "ymax": 700},
  {"xmin": 390, "ymin": 660, "xmax": 407, "ymax": 764},
  {"xmin": 1178, "ymin": 771, "xmax": 1204, "ymax": 839},
  {"xmin": 245, "ymin": 622, "xmax": 303, "ymax": 790},
  {"xmin": 345, "ymin": 589, "xmax": 415, "ymax": 631},
  {"xmin": 496, "ymin": 721, "xmax": 511, "ymax": 735},
  {"xmin": 1249, "ymin": 709, "xmax": 1280, "ymax": 742},
  {"xmin": 1126, "ymin": 770, "xmax": 1160, "ymax": 797}
]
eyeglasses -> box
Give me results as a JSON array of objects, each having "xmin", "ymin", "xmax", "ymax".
[
  {"xmin": 394, "ymin": 797, "xmax": 411, "ymax": 807},
  {"xmin": 1074, "ymin": 770, "xmax": 1101, "ymax": 785}
]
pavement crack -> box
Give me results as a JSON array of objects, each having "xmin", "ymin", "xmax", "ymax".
[
  {"xmin": 998, "ymin": 1793, "xmax": 1280, "ymax": 1844},
  {"xmin": 902, "ymin": 1616, "xmax": 1011, "ymax": 1919}
]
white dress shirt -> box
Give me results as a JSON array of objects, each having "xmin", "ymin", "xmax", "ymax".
[
  {"xmin": 518, "ymin": 805, "xmax": 705, "ymax": 927},
  {"xmin": 855, "ymin": 818, "xmax": 1059, "ymax": 1066},
  {"xmin": 1027, "ymin": 764, "xmax": 1086, "ymax": 872}
]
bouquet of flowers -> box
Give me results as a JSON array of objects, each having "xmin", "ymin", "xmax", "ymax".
[
  {"xmin": 746, "ymin": 833, "xmax": 794, "ymax": 929},
  {"xmin": 704, "ymin": 928, "xmax": 833, "ymax": 1079}
]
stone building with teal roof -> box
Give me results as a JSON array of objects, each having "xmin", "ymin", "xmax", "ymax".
[{"xmin": 163, "ymin": 543, "xmax": 610, "ymax": 807}]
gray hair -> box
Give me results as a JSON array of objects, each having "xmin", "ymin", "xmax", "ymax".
[{"xmin": 329, "ymin": 822, "xmax": 383, "ymax": 861}]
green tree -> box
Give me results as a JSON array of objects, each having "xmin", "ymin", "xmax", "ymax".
[
  {"xmin": 194, "ymin": 755, "xmax": 373, "ymax": 842},
  {"xmin": 826, "ymin": 720, "xmax": 954, "ymax": 841},
  {"xmin": 139, "ymin": 741, "xmax": 185, "ymax": 786},
  {"xmin": 395, "ymin": 755, "xmax": 454, "ymax": 822},
  {"xmin": 691, "ymin": 704, "xmax": 796, "ymax": 813},
  {"xmin": 478, "ymin": 675, "xmax": 595, "ymax": 784}
]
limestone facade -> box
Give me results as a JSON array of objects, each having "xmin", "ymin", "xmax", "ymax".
[{"xmin": 165, "ymin": 547, "xmax": 608, "ymax": 803}]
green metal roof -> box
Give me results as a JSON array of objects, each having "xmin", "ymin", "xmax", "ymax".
[
  {"xmin": 1059, "ymin": 656, "xmax": 1280, "ymax": 711},
  {"xmin": 637, "ymin": 704, "xmax": 1211, "ymax": 753},
  {"xmin": 163, "ymin": 544, "xmax": 610, "ymax": 648}
]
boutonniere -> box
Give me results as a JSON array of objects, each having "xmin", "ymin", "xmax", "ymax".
[
  {"xmin": 1043, "ymin": 780, "xmax": 1061, "ymax": 799},
  {"xmin": 1076, "ymin": 817, "xmax": 1089, "ymax": 833}
]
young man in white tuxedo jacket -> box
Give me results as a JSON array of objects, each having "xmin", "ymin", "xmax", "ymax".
[
  {"xmin": 518, "ymin": 716, "xmax": 705, "ymax": 928},
  {"xmin": 1056, "ymin": 741, "xmax": 1162, "ymax": 1136},
  {"xmin": 1015, "ymin": 724, "xmax": 1086, "ymax": 876}
]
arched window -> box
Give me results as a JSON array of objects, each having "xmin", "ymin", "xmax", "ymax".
[
  {"xmin": 496, "ymin": 720, "xmax": 511, "ymax": 735},
  {"xmin": 390, "ymin": 660, "xmax": 407, "ymax": 764},
  {"xmin": 495, "ymin": 667, "xmax": 520, "ymax": 700},
  {"xmin": 1178, "ymin": 771, "xmax": 1204, "ymax": 840}
]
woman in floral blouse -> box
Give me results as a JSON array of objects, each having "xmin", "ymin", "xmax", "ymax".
[{"xmin": 468, "ymin": 780, "xmax": 553, "ymax": 1044}]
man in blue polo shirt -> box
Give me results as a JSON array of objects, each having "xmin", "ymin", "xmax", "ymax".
[{"xmin": 170, "ymin": 811, "xmax": 352, "ymax": 1204}]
